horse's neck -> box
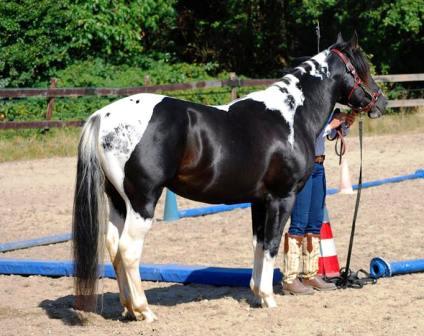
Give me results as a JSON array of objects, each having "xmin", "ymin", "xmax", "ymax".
[{"xmin": 299, "ymin": 76, "xmax": 339, "ymax": 139}]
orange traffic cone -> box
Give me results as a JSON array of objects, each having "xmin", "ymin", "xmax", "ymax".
[
  {"xmin": 339, "ymin": 156, "xmax": 354, "ymax": 194},
  {"xmin": 318, "ymin": 206, "xmax": 340, "ymax": 277}
]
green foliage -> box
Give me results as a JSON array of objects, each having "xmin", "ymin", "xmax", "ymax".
[
  {"xmin": 53, "ymin": 57, "xmax": 219, "ymax": 88},
  {"xmin": 172, "ymin": 0, "xmax": 423, "ymax": 75},
  {"xmin": 0, "ymin": 0, "xmax": 176, "ymax": 87},
  {"xmin": 292, "ymin": 0, "xmax": 337, "ymax": 20},
  {"xmin": 0, "ymin": 1, "xmax": 74, "ymax": 87},
  {"xmin": 2, "ymin": 0, "xmax": 423, "ymax": 86},
  {"xmin": 358, "ymin": 0, "xmax": 424, "ymax": 73},
  {"xmin": 68, "ymin": 0, "xmax": 176, "ymax": 60},
  {"xmin": 171, "ymin": 0, "xmax": 289, "ymax": 77}
]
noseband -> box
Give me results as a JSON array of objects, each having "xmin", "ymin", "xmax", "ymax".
[{"xmin": 331, "ymin": 48, "xmax": 382, "ymax": 113}]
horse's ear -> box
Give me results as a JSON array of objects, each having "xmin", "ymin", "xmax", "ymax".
[
  {"xmin": 349, "ymin": 31, "xmax": 359, "ymax": 49},
  {"xmin": 336, "ymin": 32, "xmax": 344, "ymax": 44}
]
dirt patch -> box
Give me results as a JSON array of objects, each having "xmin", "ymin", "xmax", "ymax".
[{"xmin": 1, "ymin": 133, "xmax": 423, "ymax": 336}]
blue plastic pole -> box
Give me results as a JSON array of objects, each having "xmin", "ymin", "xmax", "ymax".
[
  {"xmin": 370, "ymin": 257, "xmax": 424, "ymax": 278},
  {"xmin": 328, "ymin": 169, "xmax": 424, "ymax": 195},
  {"xmin": 0, "ymin": 233, "xmax": 72, "ymax": 253},
  {"xmin": 0, "ymin": 258, "xmax": 283, "ymax": 287},
  {"xmin": 163, "ymin": 189, "xmax": 180, "ymax": 222},
  {"xmin": 179, "ymin": 203, "xmax": 251, "ymax": 218}
]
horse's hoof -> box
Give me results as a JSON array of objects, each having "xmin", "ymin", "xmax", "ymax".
[
  {"xmin": 124, "ymin": 307, "xmax": 157, "ymax": 322},
  {"xmin": 261, "ymin": 295, "xmax": 278, "ymax": 308},
  {"xmin": 122, "ymin": 308, "xmax": 135, "ymax": 320},
  {"xmin": 142, "ymin": 308, "xmax": 158, "ymax": 323}
]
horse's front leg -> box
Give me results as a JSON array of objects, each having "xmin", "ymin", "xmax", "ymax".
[
  {"xmin": 250, "ymin": 202, "xmax": 265, "ymax": 299},
  {"xmin": 252, "ymin": 193, "xmax": 296, "ymax": 308}
]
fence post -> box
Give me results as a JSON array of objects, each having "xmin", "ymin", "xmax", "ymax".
[
  {"xmin": 46, "ymin": 78, "xmax": 57, "ymax": 120},
  {"xmin": 230, "ymin": 72, "xmax": 238, "ymax": 100},
  {"xmin": 144, "ymin": 75, "xmax": 151, "ymax": 86}
]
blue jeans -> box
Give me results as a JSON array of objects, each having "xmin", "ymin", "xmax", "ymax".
[{"xmin": 289, "ymin": 163, "xmax": 326, "ymax": 236}]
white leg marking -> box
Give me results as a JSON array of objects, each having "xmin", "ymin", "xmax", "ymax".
[
  {"xmin": 250, "ymin": 236, "xmax": 264, "ymax": 297},
  {"xmin": 258, "ymin": 251, "xmax": 277, "ymax": 308},
  {"xmin": 119, "ymin": 206, "xmax": 156, "ymax": 321},
  {"xmin": 106, "ymin": 201, "xmax": 124, "ymax": 262},
  {"xmin": 105, "ymin": 201, "xmax": 130, "ymax": 309}
]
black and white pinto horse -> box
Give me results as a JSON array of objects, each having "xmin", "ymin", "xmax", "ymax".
[{"xmin": 72, "ymin": 34, "xmax": 387, "ymax": 321}]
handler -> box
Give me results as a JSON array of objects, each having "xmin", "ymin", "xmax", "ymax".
[{"xmin": 283, "ymin": 109, "xmax": 356, "ymax": 295}]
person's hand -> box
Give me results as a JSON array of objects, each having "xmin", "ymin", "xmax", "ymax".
[
  {"xmin": 345, "ymin": 112, "xmax": 357, "ymax": 127},
  {"xmin": 329, "ymin": 111, "xmax": 357, "ymax": 129},
  {"xmin": 329, "ymin": 111, "xmax": 348, "ymax": 129}
]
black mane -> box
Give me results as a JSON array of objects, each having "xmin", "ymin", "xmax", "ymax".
[
  {"xmin": 332, "ymin": 42, "xmax": 371, "ymax": 82},
  {"xmin": 281, "ymin": 43, "xmax": 370, "ymax": 82}
]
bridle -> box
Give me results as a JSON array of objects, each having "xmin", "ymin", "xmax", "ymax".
[{"xmin": 331, "ymin": 48, "xmax": 382, "ymax": 113}]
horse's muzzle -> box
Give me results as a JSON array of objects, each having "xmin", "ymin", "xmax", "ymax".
[{"xmin": 368, "ymin": 95, "xmax": 388, "ymax": 119}]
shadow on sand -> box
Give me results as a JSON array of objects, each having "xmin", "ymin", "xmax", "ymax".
[{"xmin": 39, "ymin": 282, "xmax": 283, "ymax": 325}]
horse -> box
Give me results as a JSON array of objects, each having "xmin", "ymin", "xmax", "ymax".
[{"xmin": 72, "ymin": 33, "xmax": 387, "ymax": 322}]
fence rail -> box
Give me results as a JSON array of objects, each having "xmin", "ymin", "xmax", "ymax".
[{"xmin": 0, "ymin": 73, "xmax": 423, "ymax": 130}]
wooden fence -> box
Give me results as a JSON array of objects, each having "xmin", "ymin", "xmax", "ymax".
[{"xmin": 0, "ymin": 73, "xmax": 423, "ymax": 130}]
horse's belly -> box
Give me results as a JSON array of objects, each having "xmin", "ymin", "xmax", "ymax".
[{"xmin": 169, "ymin": 163, "xmax": 265, "ymax": 204}]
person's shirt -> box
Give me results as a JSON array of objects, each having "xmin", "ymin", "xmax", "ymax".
[{"xmin": 315, "ymin": 113, "xmax": 349, "ymax": 156}]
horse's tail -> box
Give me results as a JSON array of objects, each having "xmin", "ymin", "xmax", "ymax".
[{"xmin": 72, "ymin": 114, "xmax": 106, "ymax": 298}]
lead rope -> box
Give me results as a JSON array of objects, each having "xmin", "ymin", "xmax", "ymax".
[
  {"xmin": 325, "ymin": 115, "xmax": 377, "ymax": 288},
  {"xmin": 334, "ymin": 128, "xmax": 346, "ymax": 165},
  {"xmin": 326, "ymin": 108, "xmax": 347, "ymax": 165}
]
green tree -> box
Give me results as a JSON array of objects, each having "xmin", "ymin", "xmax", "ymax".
[
  {"xmin": 171, "ymin": 0, "xmax": 289, "ymax": 77},
  {"xmin": 1, "ymin": 0, "xmax": 422, "ymax": 88},
  {"xmin": 287, "ymin": 0, "xmax": 424, "ymax": 74},
  {"xmin": 67, "ymin": 0, "xmax": 176, "ymax": 61},
  {"xmin": 0, "ymin": 1, "xmax": 74, "ymax": 87},
  {"xmin": 0, "ymin": 0, "xmax": 176, "ymax": 87}
]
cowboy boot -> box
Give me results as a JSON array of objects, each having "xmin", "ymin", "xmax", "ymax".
[
  {"xmin": 302, "ymin": 233, "xmax": 336, "ymax": 291},
  {"xmin": 283, "ymin": 233, "xmax": 314, "ymax": 295}
]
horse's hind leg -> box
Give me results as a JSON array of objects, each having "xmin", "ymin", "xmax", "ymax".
[
  {"xmin": 104, "ymin": 189, "xmax": 130, "ymax": 312},
  {"xmin": 115, "ymin": 175, "xmax": 164, "ymax": 322},
  {"xmin": 104, "ymin": 170, "xmax": 162, "ymax": 322},
  {"xmin": 118, "ymin": 202, "xmax": 157, "ymax": 322}
]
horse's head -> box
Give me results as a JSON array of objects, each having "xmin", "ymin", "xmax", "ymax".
[{"xmin": 330, "ymin": 32, "xmax": 388, "ymax": 118}]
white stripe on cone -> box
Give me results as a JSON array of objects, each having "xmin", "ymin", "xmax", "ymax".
[{"xmin": 320, "ymin": 238, "xmax": 337, "ymax": 257}]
